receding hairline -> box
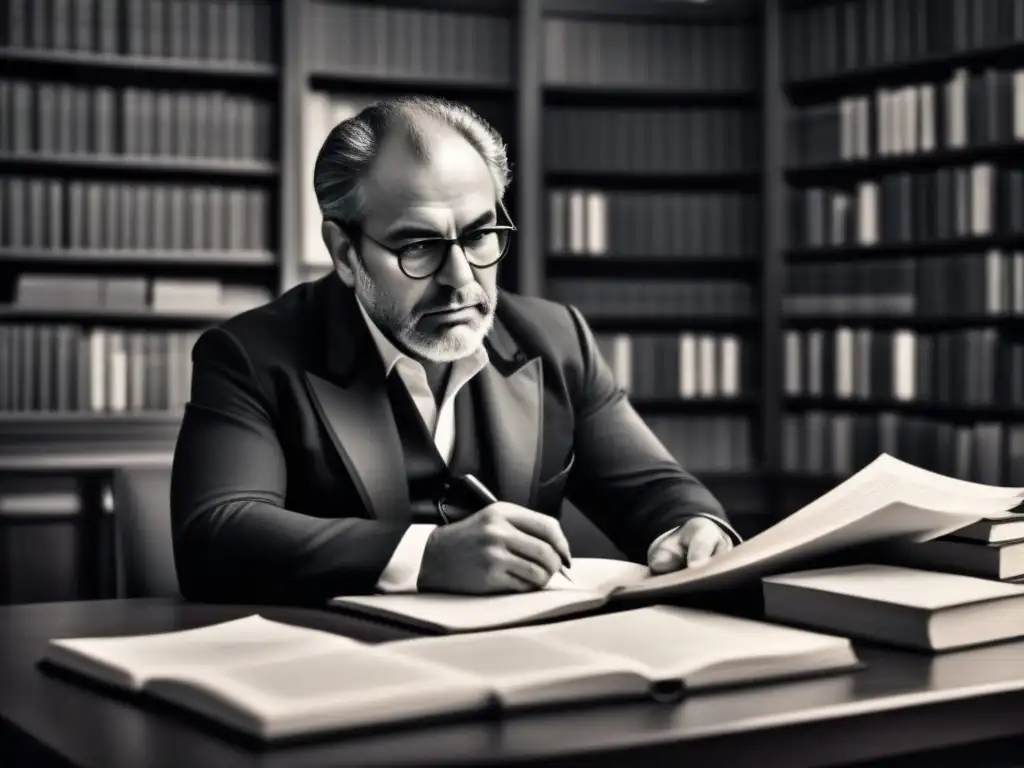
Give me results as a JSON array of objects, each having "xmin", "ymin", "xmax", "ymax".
[{"xmin": 313, "ymin": 95, "xmax": 512, "ymax": 226}]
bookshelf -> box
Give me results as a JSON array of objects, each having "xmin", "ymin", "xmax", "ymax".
[{"xmin": 775, "ymin": 0, "xmax": 1024, "ymax": 515}]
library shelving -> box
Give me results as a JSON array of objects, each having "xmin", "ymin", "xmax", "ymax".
[{"xmin": 775, "ymin": 0, "xmax": 1024, "ymax": 517}]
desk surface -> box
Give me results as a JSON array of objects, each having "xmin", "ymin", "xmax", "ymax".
[{"xmin": 3, "ymin": 599, "xmax": 1024, "ymax": 768}]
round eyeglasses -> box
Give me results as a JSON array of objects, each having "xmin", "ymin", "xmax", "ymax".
[{"xmin": 331, "ymin": 202, "xmax": 517, "ymax": 280}]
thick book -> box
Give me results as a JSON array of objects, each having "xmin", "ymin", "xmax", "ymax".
[
  {"xmin": 41, "ymin": 608, "xmax": 859, "ymax": 742},
  {"xmin": 762, "ymin": 564, "xmax": 1024, "ymax": 651},
  {"xmin": 330, "ymin": 454, "xmax": 1024, "ymax": 633}
]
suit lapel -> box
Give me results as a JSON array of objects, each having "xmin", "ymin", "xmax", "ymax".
[
  {"xmin": 303, "ymin": 276, "xmax": 410, "ymax": 523},
  {"xmin": 478, "ymin": 316, "xmax": 544, "ymax": 509}
]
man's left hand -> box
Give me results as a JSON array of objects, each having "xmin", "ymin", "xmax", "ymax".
[{"xmin": 648, "ymin": 517, "xmax": 734, "ymax": 574}]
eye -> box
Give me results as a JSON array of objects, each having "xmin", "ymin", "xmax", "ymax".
[
  {"xmin": 400, "ymin": 241, "xmax": 436, "ymax": 257},
  {"xmin": 462, "ymin": 230, "xmax": 489, "ymax": 244}
]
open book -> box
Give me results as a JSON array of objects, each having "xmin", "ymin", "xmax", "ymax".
[
  {"xmin": 41, "ymin": 607, "xmax": 859, "ymax": 742},
  {"xmin": 330, "ymin": 453, "xmax": 1024, "ymax": 632}
]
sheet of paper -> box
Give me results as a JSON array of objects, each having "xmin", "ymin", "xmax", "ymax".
[
  {"xmin": 545, "ymin": 558, "xmax": 650, "ymax": 592},
  {"xmin": 609, "ymin": 454, "xmax": 1022, "ymax": 600}
]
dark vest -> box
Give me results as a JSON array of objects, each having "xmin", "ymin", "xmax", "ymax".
[{"xmin": 384, "ymin": 373, "xmax": 496, "ymax": 524}]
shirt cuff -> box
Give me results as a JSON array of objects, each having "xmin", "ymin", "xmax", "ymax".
[
  {"xmin": 646, "ymin": 513, "xmax": 744, "ymax": 561},
  {"xmin": 375, "ymin": 524, "xmax": 438, "ymax": 593}
]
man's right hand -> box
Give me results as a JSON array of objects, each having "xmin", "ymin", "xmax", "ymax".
[{"xmin": 417, "ymin": 502, "xmax": 572, "ymax": 594}]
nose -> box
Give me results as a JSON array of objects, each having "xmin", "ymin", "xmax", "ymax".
[{"xmin": 434, "ymin": 242, "xmax": 476, "ymax": 290}]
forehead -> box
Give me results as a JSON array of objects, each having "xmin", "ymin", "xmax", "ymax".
[{"xmin": 361, "ymin": 123, "xmax": 496, "ymax": 224}]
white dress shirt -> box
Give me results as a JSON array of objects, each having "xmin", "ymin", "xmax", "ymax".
[{"xmin": 355, "ymin": 299, "xmax": 692, "ymax": 593}]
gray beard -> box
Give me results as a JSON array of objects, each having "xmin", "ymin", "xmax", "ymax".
[{"xmin": 351, "ymin": 255, "xmax": 496, "ymax": 363}]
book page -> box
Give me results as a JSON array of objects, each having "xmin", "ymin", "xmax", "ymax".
[
  {"xmin": 45, "ymin": 615, "xmax": 360, "ymax": 690},
  {"xmin": 545, "ymin": 557, "xmax": 650, "ymax": 592},
  {"xmin": 148, "ymin": 645, "xmax": 491, "ymax": 741},
  {"xmin": 529, "ymin": 606, "xmax": 851, "ymax": 681},
  {"xmin": 330, "ymin": 588, "xmax": 609, "ymax": 633},
  {"xmin": 609, "ymin": 496, "xmax": 998, "ymax": 600}
]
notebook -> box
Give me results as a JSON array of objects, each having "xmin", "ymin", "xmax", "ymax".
[
  {"xmin": 882, "ymin": 536, "xmax": 1024, "ymax": 581},
  {"xmin": 330, "ymin": 454, "xmax": 1024, "ymax": 633},
  {"xmin": 763, "ymin": 564, "xmax": 1024, "ymax": 651},
  {"xmin": 41, "ymin": 608, "xmax": 860, "ymax": 742}
]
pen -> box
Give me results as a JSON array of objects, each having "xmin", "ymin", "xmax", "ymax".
[{"xmin": 461, "ymin": 474, "xmax": 575, "ymax": 585}]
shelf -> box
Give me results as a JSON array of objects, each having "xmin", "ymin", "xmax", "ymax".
[
  {"xmin": 543, "ymin": 84, "xmax": 759, "ymax": 107},
  {"xmin": 544, "ymin": 0, "xmax": 759, "ymax": 21},
  {"xmin": 546, "ymin": 170, "xmax": 761, "ymax": 190},
  {"xmin": 788, "ymin": 237, "xmax": 1024, "ymax": 260},
  {"xmin": 0, "ymin": 306, "xmax": 237, "ymax": 324},
  {"xmin": 0, "ymin": 153, "xmax": 279, "ymax": 179},
  {"xmin": 586, "ymin": 315, "xmax": 758, "ymax": 332},
  {"xmin": 786, "ymin": 397, "xmax": 1024, "ymax": 422},
  {"xmin": 309, "ymin": 71, "xmax": 514, "ymax": 98},
  {"xmin": 547, "ymin": 254, "xmax": 760, "ymax": 274},
  {"xmin": 784, "ymin": 42, "xmax": 1024, "ymax": 102},
  {"xmin": 786, "ymin": 144, "xmax": 1024, "ymax": 183},
  {"xmin": 0, "ymin": 47, "xmax": 278, "ymax": 81},
  {"xmin": 631, "ymin": 396, "xmax": 758, "ymax": 414},
  {"xmin": 0, "ymin": 412, "xmax": 183, "ymax": 465},
  {"xmin": 0, "ymin": 249, "xmax": 277, "ymax": 269},
  {"xmin": 784, "ymin": 314, "xmax": 1021, "ymax": 330}
]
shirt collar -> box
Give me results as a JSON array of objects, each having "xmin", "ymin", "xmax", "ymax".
[{"xmin": 354, "ymin": 295, "xmax": 490, "ymax": 378}]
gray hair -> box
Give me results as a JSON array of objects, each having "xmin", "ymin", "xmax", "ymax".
[{"xmin": 313, "ymin": 95, "xmax": 512, "ymax": 225}]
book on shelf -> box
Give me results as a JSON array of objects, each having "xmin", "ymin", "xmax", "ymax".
[
  {"xmin": 2, "ymin": 0, "xmax": 276, "ymax": 65},
  {"xmin": 329, "ymin": 454, "xmax": 1024, "ymax": 633},
  {"xmin": 41, "ymin": 608, "xmax": 859, "ymax": 742},
  {"xmin": 763, "ymin": 563, "xmax": 1024, "ymax": 652}
]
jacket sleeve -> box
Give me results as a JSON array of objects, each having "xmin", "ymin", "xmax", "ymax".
[
  {"xmin": 170, "ymin": 327, "xmax": 409, "ymax": 604},
  {"xmin": 562, "ymin": 305, "xmax": 735, "ymax": 564}
]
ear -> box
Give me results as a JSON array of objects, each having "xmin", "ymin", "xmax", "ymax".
[{"xmin": 321, "ymin": 219, "xmax": 356, "ymax": 288}]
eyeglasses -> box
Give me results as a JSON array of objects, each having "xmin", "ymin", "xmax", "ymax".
[{"xmin": 331, "ymin": 200, "xmax": 517, "ymax": 280}]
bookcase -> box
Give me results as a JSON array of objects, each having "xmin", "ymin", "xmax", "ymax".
[
  {"xmin": 0, "ymin": 0, "xmax": 774, "ymax": 602},
  {"xmin": 776, "ymin": 0, "xmax": 1024, "ymax": 514}
]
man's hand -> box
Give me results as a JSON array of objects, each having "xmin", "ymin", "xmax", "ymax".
[
  {"xmin": 418, "ymin": 503, "xmax": 573, "ymax": 594},
  {"xmin": 648, "ymin": 517, "xmax": 733, "ymax": 574}
]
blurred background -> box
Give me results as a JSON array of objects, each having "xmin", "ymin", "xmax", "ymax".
[{"xmin": 0, "ymin": 0, "xmax": 1019, "ymax": 603}]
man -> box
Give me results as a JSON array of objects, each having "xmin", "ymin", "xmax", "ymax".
[{"xmin": 170, "ymin": 95, "xmax": 741, "ymax": 604}]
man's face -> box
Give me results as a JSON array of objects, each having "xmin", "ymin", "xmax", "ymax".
[{"xmin": 345, "ymin": 123, "xmax": 501, "ymax": 363}]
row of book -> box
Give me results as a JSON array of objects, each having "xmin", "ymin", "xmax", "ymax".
[
  {"xmin": 543, "ymin": 17, "xmax": 757, "ymax": 92},
  {"xmin": 783, "ymin": 0, "xmax": 1018, "ymax": 83},
  {"xmin": 788, "ymin": 165, "xmax": 1024, "ymax": 249},
  {"xmin": 543, "ymin": 108, "xmax": 759, "ymax": 175},
  {"xmin": 305, "ymin": 1, "xmax": 512, "ymax": 85},
  {"xmin": 783, "ymin": 328, "xmax": 1015, "ymax": 407},
  {"xmin": 593, "ymin": 332, "xmax": 748, "ymax": 401},
  {"xmin": 0, "ymin": 324, "xmax": 197, "ymax": 414},
  {"xmin": 0, "ymin": 80, "xmax": 275, "ymax": 161},
  {"xmin": 781, "ymin": 411, "xmax": 1012, "ymax": 487},
  {"xmin": 784, "ymin": 255, "xmax": 1018, "ymax": 318},
  {"xmin": 10, "ymin": 273, "xmax": 272, "ymax": 315},
  {"xmin": 3, "ymin": 0, "xmax": 276, "ymax": 63},
  {"xmin": 647, "ymin": 415, "xmax": 754, "ymax": 475},
  {"xmin": 547, "ymin": 189, "xmax": 759, "ymax": 258},
  {"xmin": 789, "ymin": 70, "xmax": 1024, "ymax": 167},
  {"xmin": 0, "ymin": 177, "xmax": 272, "ymax": 254},
  {"xmin": 548, "ymin": 279, "xmax": 755, "ymax": 320}
]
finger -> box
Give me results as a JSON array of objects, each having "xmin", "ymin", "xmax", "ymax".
[
  {"xmin": 711, "ymin": 534, "xmax": 734, "ymax": 556},
  {"xmin": 499, "ymin": 505, "xmax": 573, "ymax": 567},
  {"xmin": 686, "ymin": 528, "xmax": 720, "ymax": 566},
  {"xmin": 502, "ymin": 553, "xmax": 553, "ymax": 590},
  {"xmin": 502, "ymin": 526, "xmax": 563, "ymax": 577},
  {"xmin": 649, "ymin": 534, "xmax": 686, "ymax": 574}
]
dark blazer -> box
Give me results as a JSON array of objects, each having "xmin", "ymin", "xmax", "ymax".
[{"xmin": 171, "ymin": 274, "xmax": 733, "ymax": 603}]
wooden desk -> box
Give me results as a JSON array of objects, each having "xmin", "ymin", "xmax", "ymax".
[{"xmin": 3, "ymin": 599, "xmax": 1024, "ymax": 768}]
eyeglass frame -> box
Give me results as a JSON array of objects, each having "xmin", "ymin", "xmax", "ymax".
[{"xmin": 327, "ymin": 199, "xmax": 517, "ymax": 281}]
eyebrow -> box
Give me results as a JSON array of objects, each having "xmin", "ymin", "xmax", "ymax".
[{"xmin": 386, "ymin": 209, "xmax": 496, "ymax": 242}]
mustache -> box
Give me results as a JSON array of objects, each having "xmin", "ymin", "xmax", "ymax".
[{"xmin": 419, "ymin": 290, "xmax": 491, "ymax": 316}]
